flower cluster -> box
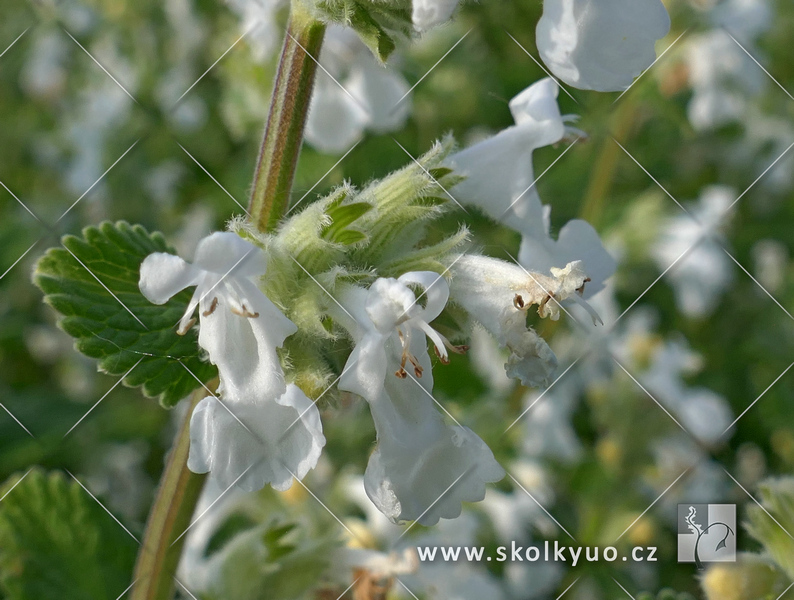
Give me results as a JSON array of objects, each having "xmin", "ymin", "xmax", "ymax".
[{"xmin": 132, "ymin": 0, "xmax": 682, "ymax": 523}]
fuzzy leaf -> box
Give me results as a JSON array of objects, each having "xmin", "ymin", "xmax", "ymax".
[
  {"xmin": 33, "ymin": 221, "xmax": 217, "ymax": 408},
  {"xmin": 0, "ymin": 469, "xmax": 138, "ymax": 600},
  {"xmin": 321, "ymin": 200, "xmax": 372, "ymax": 245},
  {"xmin": 313, "ymin": 0, "xmax": 411, "ymax": 62}
]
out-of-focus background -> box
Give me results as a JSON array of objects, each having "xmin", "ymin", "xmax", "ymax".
[{"xmin": 1, "ymin": 0, "xmax": 793, "ymax": 598}]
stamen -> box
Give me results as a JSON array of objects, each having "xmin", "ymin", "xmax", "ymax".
[
  {"xmin": 176, "ymin": 317, "xmax": 196, "ymax": 336},
  {"xmin": 407, "ymin": 355, "xmax": 423, "ymax": 378},
  {"xmin": 539, "ymin": 291, "xmax": 555, "ymax": 311},
  {"xmin": 443, "ymin": 339, "xmax": 469, "ymax": 355},
  {"xmin": 513, "ymin": 294, "xmax": 526, "ymax": 310},
  {"xmin": 230, "ymin": 304, "xmax": 260, "ymax": 318},
  {"xmin": 395, "ymin": 368, "xmax": 408, "ymax": 379},
  {"xmin": 434, "ymin": 345, "xmax": 450, "ymax": 365},
  {"xmin": 202, "ymin": 297, "xmax": 219, "ymax": 316}
]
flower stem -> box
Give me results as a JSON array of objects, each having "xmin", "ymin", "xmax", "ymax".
[
  {"xmin": 579, "ymin": 101, "xmax": 635, "ymax": 226},
  {"xmin": 130, "ymin": 386, "xmax": 211, "ymax": 600},
  {"xmin": 248, "ymin": 6, "xmax": 326, "ymax": 233}
]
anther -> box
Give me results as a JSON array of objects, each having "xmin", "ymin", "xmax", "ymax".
[
  {"xmin": 513, "ymin": 294, "xmax": 526, "ymax": 310},
  {"xmin": 176, "ymin": 318, "xmax": 196, "ymax": 336},
  {"xmin": 539, "ymin": 292, "xmax": 555, "ymax": 311},
  {"xmin": 202, "ymin": 297, "xmax": 218, "ymax": 316},
  {"xmin": 230, "ymin": 304, "xmax": 260, "ymax": 318}
]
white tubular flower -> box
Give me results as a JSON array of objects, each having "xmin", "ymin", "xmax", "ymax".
[
  {"xmin": 139, "ymin": 232, "xmax": 325, "ymax": 491},
  {"xmin": 450, "ymin": 255, "xmax": 597, "ymax": 387},
  {"xmin": 536, "ymin": 0, "xmax": 671, "ymax": 92},
  {"xmin": 518, "ymin": 204, "xmax": 617, "ymax": 300},
  {"xmin": 448, "ymin": 78, "xmax": 570, "ymax": 232},
  {"xmin": 337, "ymin": 272, "xmax": 504, "ymax": 525},
  {"xmin": 412, "ymin": 0, "xmax": 461, "ymax": 32},
  {"xmin": 305, "ymin": 26, "xmax": 410, "ymax": 154},
  {"xmin": 188, "ymin": 384, "xmax": 325, "ymax": 491}
]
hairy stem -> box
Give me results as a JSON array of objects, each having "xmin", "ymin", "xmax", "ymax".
[
  {"xmin": 130, "ymin": 10, "xmax": 325, "ymax": 598},
  {"xmin": 130, "ymin": 385, "xmax": 212, "ymax": 600},
  {"xmin": 248, "ymin": 6, "xmax": 326, "ymax": 232}
]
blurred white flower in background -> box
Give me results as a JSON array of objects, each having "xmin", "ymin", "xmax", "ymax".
[
  {"xmin": 685, "ymin": 0, "xmax": 771, "ymax": 130},
  {"xmin": 686, "ymin": 30, "xmax": 766, "ymax": 130},
  {"xmin": 640, "ymin": 337, "xmax": 733, "ymax": 445},
  {"xmin": 536, "ymin": 0, "xmax": 671, "ymax": 92},
  {"xmin": 227, "ymin": 0, "xmax": 285, "ymax": 61},
  {"xmin": 412, "ymin": 0, "xmax": 462, "ymax": 32},
  {"xmin": 139, "ymin": 232, "xmax": 325, "ymax": 491},
  {"xmin": 652, "ymin": 186, "xmax": 734, "ymax": 318},
  {"xmin": 227, "ymin": 0, "xmax": 412, "ymax": 153},
  {"xmin": 305, "ymin": 25, "xmax": 411, "ymax": 153},
  {"xmin": 521, "ymin": 377, "xmax": 583, "ymax": 463}
]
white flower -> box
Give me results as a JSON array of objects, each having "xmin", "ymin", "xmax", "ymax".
[
  {"xmin": 448, "ymin": 78, "xmax": 571, "ymax": 232},
  {"xmin": 412, "ymin": 0, "xmax": 461, "ymax": 32},
  {"xmin": 712, "ymin": 0, "xmax": 772, "ymax": 40},
  {"xmin": 536, "ymin": 0, "xmax": 671, "ymax": 92},
  {"xmin": 188, "ymin": 384, "xmax": 325, "ymax": 491},
  {"xmin": 450, "ymin": 255, "xmax": 597, "ymax": 387},
  {"xmin": 305, "ymin": 26, "xmax": 410, "ymax": 153},
  {"xmin": 517, "ymin": 203, "xmax": 616, "ymax": 300},
  {"xmin": 337, "ymin": 272, "xmax": 504, "ymax": 525},
  {"xmin": 520, "ymin": 377, "xmax": 583, "ymax": 463},
  {"xmin": 139, "ymin": 231, "xmax": 325, "ymax": 491},
  {"xmin": 686, "ymin": 31, "xmax": 766, "ymax": 130},
  {"xmin": 652, "ymin": 186, "xmax": 734, "ymax": 318},
  {"xmin": 640, "ymin": 337, "xmax": 733, "ymax": 445}
]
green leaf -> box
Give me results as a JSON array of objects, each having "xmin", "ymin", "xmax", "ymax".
[
  {"xmin": 313, "ymin": 0, "xmax": 411, "ymax": 62},
  {"xmin": 33, "ymin": 221, "xmax": 217, "ymax": 408},
  {"xmin": 321, "ymin": 200, "xmax": 372, "ymax": 245},
  {"xmin": 0, "ymin": 469, "xmax": 138, "ymax": 600}
]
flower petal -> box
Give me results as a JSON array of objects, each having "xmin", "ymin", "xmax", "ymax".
[
  {"xmin": 187, "ymin": 384, "xmax": 324, "ymax": 492},
  {"xmin": 364, "ymin": 368, "xmax": 504, "ymax": 525},
  {"xmin": 398, "ymin": 271, "xmax": 449, "ymax": 323},
  {"xmin": 536, "ymin": 0, "xmax": 671, "ymax": 92},
  {"xmin": 519, "ymin": 218, "xmax": 616, "ymax": 299},
  {"xmin": 448, "ymin": 80, "xmax": 566, "ymax": 231},
  {"xmin": 192, "ymin": 232, "xmax": 268, "ymax": 279},
  {"xmin": 139, "ymin": 252, "xmax": 201, "ymax": 305},
  {"xmin": 412, "ymin": 0, "xmax": 460, "ymax": 31},
  {"xmin": 198, "ymin": 278, "xmax": 297, "ymax": 406}
]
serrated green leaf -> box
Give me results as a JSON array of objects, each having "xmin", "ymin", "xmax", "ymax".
[
  {"xmin": 33, "ymin": 221, "xmax": 217, "ymax": 408},
  {"xmin": 0, "ymin": 469, "xmax": 138, "ymax": 600}
]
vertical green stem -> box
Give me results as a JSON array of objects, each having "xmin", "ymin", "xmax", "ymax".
[
  {"xmin": 248, "ymin": 7, "xmax": 326, "ymax": 232},
  {"xmin": 130, "ymin": 386, "xmax": 211, "ymax": 600},
  {"xmin": 129, "ymin": 7, "xmax": 325, "ymax": 600}
]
